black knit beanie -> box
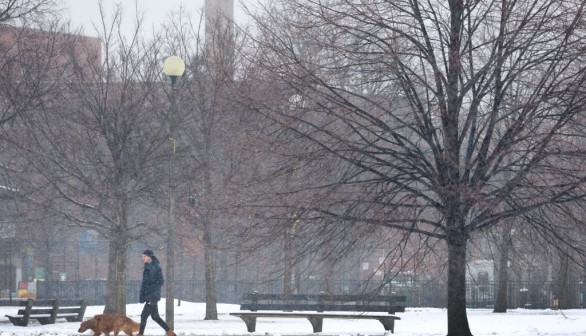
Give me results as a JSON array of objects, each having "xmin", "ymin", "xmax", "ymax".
[{"xmin": 143, "ymin": 249, "xmax": 155, "ymax": 258}]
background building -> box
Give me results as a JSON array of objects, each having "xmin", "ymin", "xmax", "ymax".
[{"xmin": 0, "ymin": 24, "xmax": 101, "ymax": 299}]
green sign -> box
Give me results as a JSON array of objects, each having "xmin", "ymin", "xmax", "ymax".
[{"xmin": 34, "ymin": 268, "xmax": 45, "ymax": 280}]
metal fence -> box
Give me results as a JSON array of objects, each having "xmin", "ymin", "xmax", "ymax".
[
  {"xmin": 467, "ymin": 281, "xmax": 586, "ymax": 309},
  {"xmin": 34, "ymin": 279, "xmax": 586, "ymax": 309}
]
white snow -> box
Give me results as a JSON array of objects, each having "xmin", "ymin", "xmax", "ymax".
[{"xmin": 1, "ymin": 300, "xmax": 585, "ymax": 335}]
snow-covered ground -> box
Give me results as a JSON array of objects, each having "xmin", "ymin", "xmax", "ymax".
[{"xmin": 1, "ymin": 300, "xmax": 585, "ymax": 335}]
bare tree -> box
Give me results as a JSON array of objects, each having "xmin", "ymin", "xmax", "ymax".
[
  {"xmin": 243, "ymin": 1, "xmax": 586, "ymax": 335},
  {"xmin": 0, "ymin": 2, "xmax": 75, "ymax": 272},
  {"xmin": 0, "ymin": 22, "xmax": 69, "ymax": 199},
  {"xmin": 0, "ymin": 0, "xmax": 61, "ymax": 173},
  {"xmin": 9, "ymin": 5, "xmax": 175, "ymax": 314},
  {"xmin": 0, "ymin": 0, "xmax": 55, "ymax": 25}
]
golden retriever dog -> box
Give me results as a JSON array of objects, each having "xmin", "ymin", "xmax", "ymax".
[{"xmin": 78, "ymin": 314, "xmax": 140, "ymax": 336}]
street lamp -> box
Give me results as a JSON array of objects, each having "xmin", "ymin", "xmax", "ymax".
[
  {"xmin": 162, "ymin": 55, "xmax": 185, "ymax": 329},
  {"xmin": 163, "ymin": 56, "xmax": 186, "ymax": 87}
]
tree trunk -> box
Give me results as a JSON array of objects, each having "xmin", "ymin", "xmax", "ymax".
[
  {"xmin": 45, "ymin": 239, "xmax": 52, "ymax": 281},
  {"xmin": 203, "ymin": 223, "xmax": 218, "ymax": 320},
  {"xmin": 558, "ymin": 253, "xmax": 571, "ymax": 309},
  {"xmin": 295, "ymin": 262, "xmax": 301, "ymax": 293},
  {"xmin": 446, "ymin": 231, "xmax": 472, "ymax": 336},
  {"xmin": 104, "ymin": 233, "xmax": 127, "ymax": 314},
  {"xmin": 104, "ymin": 200, "xmax": 128, "ymax": 314},
  {"xmin": 324, "ymin": 257, "xmax": 335, "ymax": 294},
  {"xmin": 283, "ymin": 228, "xmax": 293, "ymax": 294},
  {"xmin": 494, "ymin": 226, "xmax": 512, "ymax": 313}
]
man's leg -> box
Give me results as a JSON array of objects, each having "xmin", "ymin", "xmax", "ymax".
[
  {"xmin": 148, "ymin": 302, "xmax": 170, "ymax": 331},
  {"xmin": 139, "ymin": 303, "xmax": 152, "ymax": 335}
]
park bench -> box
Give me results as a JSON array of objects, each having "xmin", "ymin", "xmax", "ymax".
[
  {"xmin": 5, "ymin": 298, "xmax": 87, "ymax": 326},
  {"xmin": 230, "ymin": 292, "xmax": 406, "ymax": 333}
]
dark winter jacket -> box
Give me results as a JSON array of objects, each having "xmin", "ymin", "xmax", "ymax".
[{"xmin": 140, "ymin": 256, "xmax": 164, "ymax": 303}]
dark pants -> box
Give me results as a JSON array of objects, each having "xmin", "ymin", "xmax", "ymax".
[{"xmin": 139, "ymin": 302, "xmax": 170, "ymax": 334}]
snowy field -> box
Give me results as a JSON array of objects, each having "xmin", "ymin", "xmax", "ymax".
[{"xmin": 1, "ymin": 300, "xmax": 585, "ymax": 336}]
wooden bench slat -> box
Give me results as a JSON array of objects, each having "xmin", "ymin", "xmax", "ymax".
[
  {"xmin": 231, "ymin": 312, "xmax": 402, "ymax": 319},
  {"xmin": 26, "ymin": 300, "xmax": 57, "ymax": 306},
  {"xmin": 242, "ymin": 293, "xmax": 407, "ymax": 302},
  {"xmin": 20, "ymin": 309, "xmax": 55, "ymax": 315},
  {"xmin": 240, "ymin": 303, "xmax": 405, "ymax": 313},
  {"xmin": 56, "ymin": 308, "xmax": 84, "ymax": 314},
  {"xmin": 241, "ymin": 303, "xmax": 322, "ymax": 311}
]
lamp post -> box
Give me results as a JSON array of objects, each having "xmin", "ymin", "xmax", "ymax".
[{"xmin": 162, "ymin": 55, "xmax": 185, "ymax": 329}]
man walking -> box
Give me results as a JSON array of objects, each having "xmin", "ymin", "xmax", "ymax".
[{"xmin": 137, "ymin": 249, "xmax": 176, "ymax": 336}]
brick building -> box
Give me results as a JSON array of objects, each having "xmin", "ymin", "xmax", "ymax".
[{"xmin": 0, "ymin": 24, "xmax": 101, "ymax": 298}]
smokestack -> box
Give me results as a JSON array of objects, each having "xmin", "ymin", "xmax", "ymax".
[{"xmin": 204, "ymin": 0, "xmax": 234, "ymax": 55}]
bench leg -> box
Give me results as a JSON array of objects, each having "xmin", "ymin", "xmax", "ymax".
[
  {"xmin": 239, "ymin": 316, "xmax": 257, "ymax": 332},
  {"xmin": 306, "ymin": 316, "xmax": 323, "ymax": 332},
  {"xmin": 65, "ymin": 316, "xmax": 78, "ymax": 322},
  {"xmin": 7, "ymin": 316, "xmax": 27, "ymax": 327},
  {"xmin": 37, "ymin": 317, "xmax": 53, "ymax": 325},
  {"xmin": 377, "ymin": 317, "xmax": 395, "ymax": 333}
]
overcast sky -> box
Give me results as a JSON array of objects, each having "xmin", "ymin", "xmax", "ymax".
[{"xmin": 60, "ymin": 0, "xmax": 255, "ymax": 37}]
